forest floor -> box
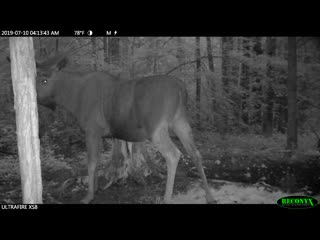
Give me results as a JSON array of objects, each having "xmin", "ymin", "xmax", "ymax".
[{"xmin": 1, "ymin": 128, "xmax": 320, "ymax": 204}]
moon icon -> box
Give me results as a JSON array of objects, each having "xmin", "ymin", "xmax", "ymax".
[{"xmin": 88, "ymin": 30, "xmax": 93, "ymax": 36}]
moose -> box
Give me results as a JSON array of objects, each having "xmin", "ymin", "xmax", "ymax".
[{"xmin": 21, "ymin": 53, "xmax": 214, "ymax": 204}]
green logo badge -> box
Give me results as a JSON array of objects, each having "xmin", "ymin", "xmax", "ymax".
[{"xmin": 277, "ymin": 196, "xmax": 319, "ymax": 209}]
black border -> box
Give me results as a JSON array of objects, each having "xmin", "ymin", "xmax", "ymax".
[
  {"xmin": 3, "ymin": 1, "xmax": 320, "ymax": 36},
  {"xmin": 1, "ymin": 17, "xmax": 320, "ymax": 37},
  {"xmin": 1, "ymin": 203, "xmax": 319, "ymax": 217},
  {"xmin": 1, "ymin": 204, "xmax": 319, "ymax": 230}
]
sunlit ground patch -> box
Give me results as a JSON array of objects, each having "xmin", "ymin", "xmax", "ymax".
[{"xmin": 172, "ymin": 179, "xmax": 302, "ymax": 204}]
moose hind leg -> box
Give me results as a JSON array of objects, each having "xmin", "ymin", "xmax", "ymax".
[
  {"xmin": 172, "ymin": 118, "xmax": 215, "ymax": 203},
  {"xmin": 151, "ymin": 126, "xmax": 181, "ymax": 203}
]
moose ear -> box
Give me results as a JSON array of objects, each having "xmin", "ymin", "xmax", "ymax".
[
  {"xmin": 55, "ymin": 57, "xmax": 68, "ymax": 71},
  {"xmin": 36, "ymin": 52, "xmax": 70, "ymax": 72}
]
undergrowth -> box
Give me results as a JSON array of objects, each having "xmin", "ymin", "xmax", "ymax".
[{"xmin": 197, "ymin": 132, "xmax": 319, "ymax": 161}]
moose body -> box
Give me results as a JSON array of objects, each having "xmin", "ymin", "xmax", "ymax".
[{"xmin": 35, "ymin": 56, "xmax": 214, "ymax": 204}]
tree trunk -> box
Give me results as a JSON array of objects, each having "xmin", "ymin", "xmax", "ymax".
[
  {"xmin": 103, "ymin": 37, "xmax": 109, "ymax": 63},
  {"xmin": 153, "ymin": 38, "xmax": 159, "ymax": 74},
  {"xmin": 240, "ymin": 37, "xmax": 250, "ymax": 126},
  {"xmin": 262, "ymin": 37, "xmax": 276, "ymax": 137},
  {"xmin": 248, "ymin": 75, "xmax": 253, "ymax": 126},
  {"xmin": 109, "ymin": 37, "xmax": 120, "ymax": 64},
  {"xmin": 176, "ymin": 37, "xmax": 185, "ymax": 72},
  {"xmin": 221, "ymin": 37, "xmax": 230, "ymax": 90},
  {"xmin": 253, "ymin": 37, "xmax": 263, "ymax": 126},
  {"xmin": 91, "ymin": 37, "xmax": 97, "ymax": 70},
  {"xmin": 206, "ymin": 37, "xmax": 214, "ymax": 72},
  {"xmin": 237, "ymin": 37, "xmax": 243, "ymax": 126},
  {"xmin": 121, "ymin": 37, "xmax": 130, "ymax": 75},
  {"xmin": 9, "ymin": 37, "xmax": 43, "ymax": 204},
  {"xmin": 130, "ymin": 37, "xmax": 136, "ymax": 79},
  {"xmin": 277, "ymin": 97, "xmax": 286, "ymax": 133},
  {"xmin": 262, "ymin": 82, "xmax": 274, "ymax": 136},
  {"xmin": 287, "ymin": 37, "xmax": 298, "ymax": 150},
  {"xmin": 206, "ymin": 37, "xmax": 215, "ymax": 127},
  {"xmin": 195, "ymin": 37, "xmax": 201, "ymax": 128}
]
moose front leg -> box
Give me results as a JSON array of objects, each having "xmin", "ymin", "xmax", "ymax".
[{"xmin": 81, "ymin": 130, "xmax": 102, "ymax": 204}]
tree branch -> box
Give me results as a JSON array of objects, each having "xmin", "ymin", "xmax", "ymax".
[
  {"xmin": 161, "ymin": 37, "xmax": 174, "ymax": 48},
  {"xmin": 166, "ymin": 56, "xmax": 211, "ymax": 75},
  {"xmin": 298, "ymin": 95, "xmax": 320, "ymax": 110}
]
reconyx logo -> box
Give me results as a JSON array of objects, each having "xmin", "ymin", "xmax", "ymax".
[{"xmin": 277, "ymin": 196, "xmax": 319, "ymax": 209}]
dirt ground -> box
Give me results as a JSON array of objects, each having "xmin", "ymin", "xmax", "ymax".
[{"xmin": 1, "ymin": 141, "xmax": 320, "ymax": 204}]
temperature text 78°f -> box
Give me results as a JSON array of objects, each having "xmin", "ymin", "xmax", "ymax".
[{"xmin": 74, "ymin": 30, "xmax": 85, "ymax": 36}]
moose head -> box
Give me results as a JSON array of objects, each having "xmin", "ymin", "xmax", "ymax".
[
  {"xmin": 7, "ymin": 53, "xmax": 69, "ymax": 110},
  {"xmin": 35, "ymin": 54, "xmax": 69, "ymax": 110}
]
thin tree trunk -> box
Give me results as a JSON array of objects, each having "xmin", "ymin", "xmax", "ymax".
[
  {"xmin": 220, "ymin": 37, "xmax": 232, "ymax": 136},
  {"xmin": 206, "ymin": 37, "xmax": 214, "ymax": 72},
  {"xmin": 103, "ymin": 37, "xmax": 109, "ymax": 63},
  {"xmin": 240, "ymin": 37, "xmax": 250, "ymax": 126},
  {"xmin": 195, "ymin": 37, "xmax": 201, "ymax": 128},
  {"xmin": 91, "ymin": 37, "xmax": 97, "ymax": 70},
  {"xmin": 108, "ymin": 38, "xmax": 112, "ymax": 63},
  {"xmin": 237, "ymin": 37, "xmax": 243, "ymax": 126},
  {"xmin": 176, "ymin": 37, "xmax": 185, "ymax": 72},
  {"xmin": 277, "ymin": 97, "xmax": 286, "ymax": 133},
  {"xmin": 262, "ymin": 37, "xmax": 276, "ymax": 137},
  {"xmin": 276, "ymin": 40, "xmax": 287, "ymax": 134},
  {"xmin": 121, "ymin": 37, "xmax": 130, "ymax": 75},
  {"xmin": 303, "ymin": 39, "xmax": 310, "ymax": 92},
  {"xmin": 262, "ymin": 82, "xmax": 274, "ymax": 136},
  {"xmin": 9, "ymin": 37, "xmax": 42, "ymax": 204},
  {"xmin": 130, "ymin": 37, "xmax": 136, "ymax": 79},
  {"xmin": 287, "ymin": 37, "xmax": 298, "ymax": 150},
  {"xmin": 109, "ymin": 37, "xmax": 120, "ymax": 64},
  {"xmin": 153, "ymin": 38, "xmax": 159, "ymax": 74},
  {"xmin": 206, "ymin": 37, "xmax": 215, "ymax": 126},
  {"xmin": 248, "ymin": 75, "xmax": 252, "ymax": 126}
]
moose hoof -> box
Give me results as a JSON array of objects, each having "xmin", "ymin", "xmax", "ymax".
[{"xmin": 80, "ymin": 195, "xmax": 94, "ymax": 204}]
